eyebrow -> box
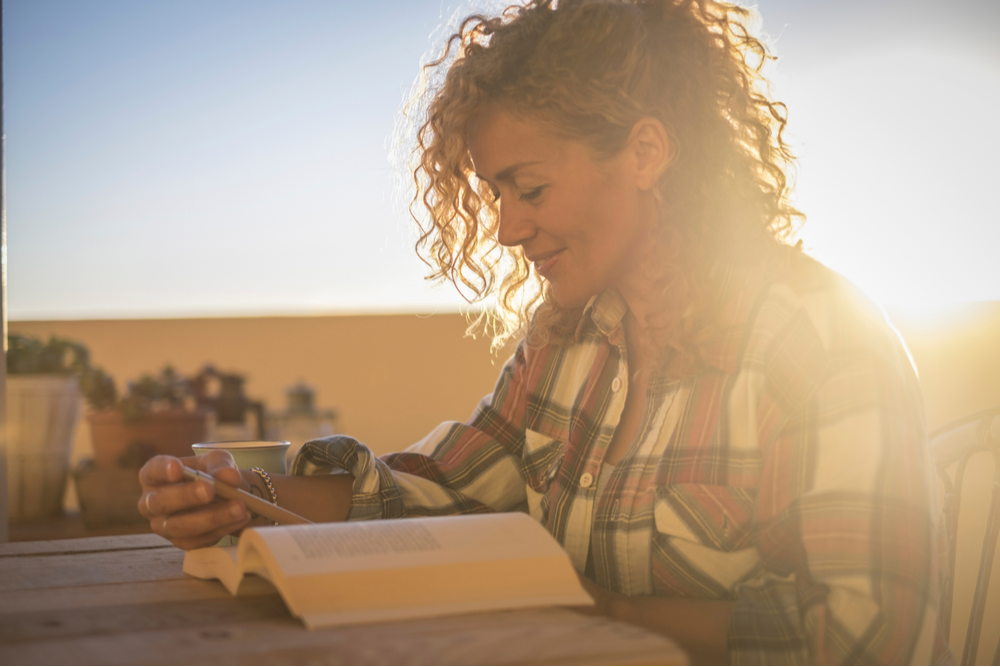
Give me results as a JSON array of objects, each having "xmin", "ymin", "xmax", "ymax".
[{"xmin": 478, "ymin": 161, "xmax": 544, "ymax": 184}]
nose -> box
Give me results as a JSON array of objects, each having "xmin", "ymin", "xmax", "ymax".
[{"xmin": 495, "ymin": 198, "xmax": 535, "ymax": 248}]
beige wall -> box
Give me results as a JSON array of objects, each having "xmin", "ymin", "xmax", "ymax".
[
  {"xmin": 12, "ymin": 303, "xmax": 1000, "ymax": 661},
  {"xmin": 888, "ymin": 303, "xmax": 1000, "ymax": 431},
  {"xmin": 12, "ymin": 313, "xmax": 511, "ymax": 460}
]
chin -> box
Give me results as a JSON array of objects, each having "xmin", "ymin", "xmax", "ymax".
[{"xmin": 549, "ymin": 284, "xmax": 598, "ymax": 310}]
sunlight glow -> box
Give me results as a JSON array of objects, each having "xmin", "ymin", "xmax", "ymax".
[
  {"xmin": 7, "ymin": 2, "xmax": 999, "ymax": 319},
  {"xmin": 785, "ymin": 50, "xmax": 1000, "ymax": 314}
]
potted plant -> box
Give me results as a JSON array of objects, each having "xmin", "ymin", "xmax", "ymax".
[
  {"xmin": 75, "ymin": 366, "xmax": 210, "ymax": 527},
  {"xmin": 83, "ymin": 365, "xmax": 209, "ymax": 469},
  {"xmin": 6, "ymin": 334, "xmax": 94, "ymax": 520}
]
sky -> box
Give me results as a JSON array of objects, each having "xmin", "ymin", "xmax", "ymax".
[{"xmin": 5, "ymin": 0, "xmax": 999, "ymax": 320}]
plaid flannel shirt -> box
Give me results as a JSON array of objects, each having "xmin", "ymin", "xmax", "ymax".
[{"xmin": 294, "ymin": 250, "xmax": 948, "ymax": 664}]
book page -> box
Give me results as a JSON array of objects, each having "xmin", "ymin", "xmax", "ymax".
[
  {"xmin": 183, "ymin": 545, "xmax": 243, "ymax": 594},
  {"xmin": 184, "ymin": 541, "xmax": 278, "ymax": 594},
  {"xmin": 291, "ymin": 520, "xmax": 442, "ymax": 559},
  {"xmin": 254, "ymin": 513, "xmax": 570, "ymax": 577},
  {"xmin": 186, "ymin": 513, "xmax": 593, "ymax": 629}
]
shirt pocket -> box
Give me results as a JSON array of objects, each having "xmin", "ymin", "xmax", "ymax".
[
  {"xmin": 651, "ymin": 484, "xmax": 761, "ymax": 597},
  {"xmin": 653, "ymin": 483, "xmax": 756, "ymax": 551},
  {"xmin": 522, "ymin": 429, "xmax": 565, "ymax": 523}
]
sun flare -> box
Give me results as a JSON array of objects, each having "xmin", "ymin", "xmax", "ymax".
[{"xmin": 782, "ymin": 50, "xmax": 1000, "ymax": 316}]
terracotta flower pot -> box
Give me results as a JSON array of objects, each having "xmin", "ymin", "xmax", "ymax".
[
  {"xmin": 7, "ymin": 375, "xmax": 82, "ymax": 520},
  {"xmin": 87, "ymin": 408, "xmax": 210, "ymax": 469}
]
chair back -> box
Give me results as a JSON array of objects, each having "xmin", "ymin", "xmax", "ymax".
[{"xmin": 931, "ymin": 406, "xmax": 1000, "ymax": 665}]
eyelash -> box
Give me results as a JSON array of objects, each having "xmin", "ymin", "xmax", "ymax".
[
  {"xmin": 488, "ymin": 185, "xmax": 546, "ymax": 203},
  {"xmin": 519, "ymin": 187, "xmax": 545, "ymax": 202}
]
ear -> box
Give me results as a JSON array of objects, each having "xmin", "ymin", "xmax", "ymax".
[{"xmin": 626, "ymin": 117, "xmax": 671, "ymax": 191}]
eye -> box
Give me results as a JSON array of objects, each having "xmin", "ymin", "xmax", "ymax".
[
  {"xmin": 475, "ymin": 176, "xmax": 500, "ymax": 202},
  {"xmin": 519, "ymin": 186, "xmax": 546, "ymax": 202}
]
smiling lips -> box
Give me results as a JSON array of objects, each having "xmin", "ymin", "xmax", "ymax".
[{"xmin": 529, "ymin": 249, "xmax": 564, "ymax": 277}]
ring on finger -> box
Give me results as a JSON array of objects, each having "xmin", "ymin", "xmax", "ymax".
[{"xmin": 144, "ymin": 493, "xmax": 154, "ymax": 516}]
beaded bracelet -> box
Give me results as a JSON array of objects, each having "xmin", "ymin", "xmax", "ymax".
[{"xmin": 250, "ymin": 467, "xmax": 279, "ymax": 525}]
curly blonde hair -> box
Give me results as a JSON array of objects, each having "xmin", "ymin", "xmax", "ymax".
[{"xmin": 406, "ymin": 0, "xmax": 802, "ymax": 368}]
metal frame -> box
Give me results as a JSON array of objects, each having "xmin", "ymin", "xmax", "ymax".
[
  {"xmin": 931, "ymin": 405, "xmax": 1000, "ymax": 665},
  {"xmin": 0, "ymin": 0, "xmax": 8, "ymax": 544}
]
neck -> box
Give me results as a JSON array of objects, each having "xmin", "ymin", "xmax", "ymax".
[
  {"xmin": 617, "ymin": 269, "xmax": 655, "ymax": 331},
  {"xmin": 623, "ymin": 308, "xmax": 655, "ymax": 376}
]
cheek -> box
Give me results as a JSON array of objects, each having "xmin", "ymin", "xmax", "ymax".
[
  {"xmin": 547, "ymin": 170, "xmax": 643, "ymax": 265},
  {"xmin": 582, "ymin": 193, "xmax": 638, "ymax": 251}
]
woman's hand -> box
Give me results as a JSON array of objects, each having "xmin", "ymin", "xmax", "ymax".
[
  {"xmin": 573, "ymin": 572, "xmax": 625, "ymax": 617},
  {"xmin": 137, "ymin": 451, "xmax": 251, "ymax": 550},
  {"xmin": 570, "ymin": 572, "xmax": 735, "ymax": 665}
]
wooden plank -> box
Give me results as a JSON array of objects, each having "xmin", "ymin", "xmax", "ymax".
[
  {"xmin": 0, "ymin": 533, "xmax": 169, "ymax": 557},
  {"xmin": 0, "ymin": 541, "xmax": 687, "ymax": 665},
  {"xmin": 1, "ymin": 575, "xmax": 278, "ymax": 614},
  {"xmin": 1, "ymin": 608, "xmax": 686, "ymax": 665},
  {"xmin": 8, "ymin": 512, "xmax": 152, "ymax": 543},
  {"xmin": 0, "ymin": 593, "xmax": 291, "ymax": 645},
  {"xmin": 0, "ymin": 545, "xmax": 183, "ymax": 592}
]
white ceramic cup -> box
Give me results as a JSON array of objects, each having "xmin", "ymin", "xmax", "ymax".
[
  {"xmin": 191, "ymin": 440, "xmax": 290, "ymax": 474},
  {"xmin": 191, "ymin": 440, "xmax": 290, "ymax": 545}
]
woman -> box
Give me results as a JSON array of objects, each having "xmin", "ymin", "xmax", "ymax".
[{"xmin": 139, "ymin": 1, "xmax": 948, "ymax": 663}]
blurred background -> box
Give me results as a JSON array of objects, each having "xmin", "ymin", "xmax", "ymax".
[
  {"xmin": 4, "ymin": 0, "xmax": 999, "ymax": 660},
  {"xmin": 6, "ymin": 0, "xmax": 999, "ymax": 433},
  {"xmin": 7, "ymin": 0, "xmax": 1000, "ymax": 319}
]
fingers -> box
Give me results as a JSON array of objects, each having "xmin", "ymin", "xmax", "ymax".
[
  {"xmin": 139, "ymin": 455, "xmax": 216, "ymax": 525},
  {"xmin": 136, "ymin": 451, "xmax": 250, "ymax": 550},
  {"xmin": 139, "ymin": 455, "xmax": 186, "ymax": 490},
  {"xmin": 199, "ymin": 450, "xmax": 243, "ymax": 488},
  {"xmin": 151, "ymin": 501, "xmax": 249, "ymax": 551},
  {"xmin": 139, "ymin": 452, "xmax": 244, "ymax": 518},
  {"xmin": 139, "ymin": 477, "xmax": 215, "ymax": 519}
]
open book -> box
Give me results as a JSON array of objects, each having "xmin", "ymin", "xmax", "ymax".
[{"xmin": 183, "ymin": 512, "xmax": 593, "ymax": 629}]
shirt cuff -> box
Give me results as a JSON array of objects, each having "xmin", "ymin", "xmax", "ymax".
[{"xmin": 290, "ymin": 435, "xmax": 405, "ymax": 521}]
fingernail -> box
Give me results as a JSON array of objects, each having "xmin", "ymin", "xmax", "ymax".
[
  {"xmin": 197, "ymin": 484, "xmax": 211, "ymax": 503},
  {"xmin": 230, "ymin": 503, "xmax": 244, "ymax": 520}
]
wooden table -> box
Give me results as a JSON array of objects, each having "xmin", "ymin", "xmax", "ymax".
[
  {"xmin": 9, "ymin": 513, "xmax": 151, "ymax": 543},
  {"xmin": 0, "ymin": 535, "xmax": 687, "ymax": 665}
]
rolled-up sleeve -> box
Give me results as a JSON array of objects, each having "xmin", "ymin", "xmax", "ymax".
[{"xmin": 292, "ymin": 342, "xmax": 531, "ymax": 521}]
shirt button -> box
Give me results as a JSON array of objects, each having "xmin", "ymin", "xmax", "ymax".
[
  {"xmin": 579, "ymin": 472, "xmax": 594, "ymax": 488},
  {"xmin": 611, "ymin": 377, "xmax": 622, "ymax": 392}
]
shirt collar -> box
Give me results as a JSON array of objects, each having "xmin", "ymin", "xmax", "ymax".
[
  {"xmin": 576, "ymin": 288, "xmax": 628, "ymax": 341},
  {"xmin": 572, "ymin": 259, "xmax": 772, "ymax": 374},
  {"xmin": 697, "ymin": 259, "xmax": 771, "ymax": 374}
]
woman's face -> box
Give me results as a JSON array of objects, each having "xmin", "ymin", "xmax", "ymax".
[{"xmin": 467, "ymin": 107, "xmax": 657, "ymax": 309}]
